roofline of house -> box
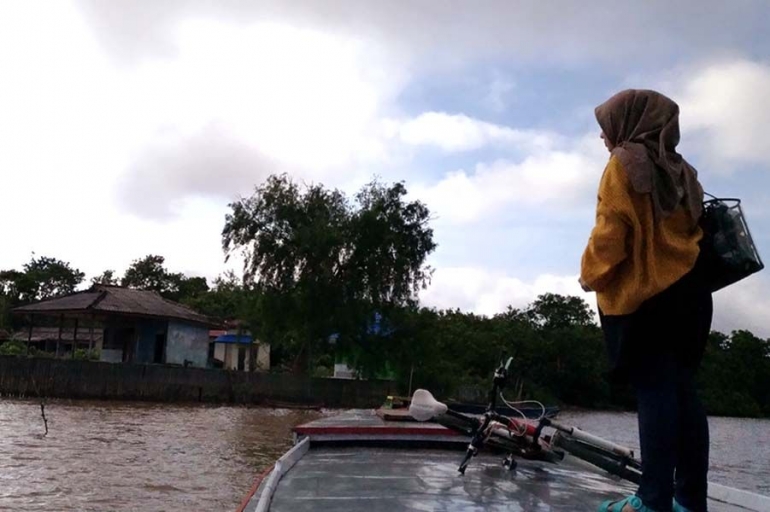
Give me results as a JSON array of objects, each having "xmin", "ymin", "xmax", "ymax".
[{"xmin": 12, "ymin": 304, "xmax": 221, "ymax": 328}]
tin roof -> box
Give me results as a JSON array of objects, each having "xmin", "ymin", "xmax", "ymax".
[{"xmin": 13, "ymin": 285, "xmax": 215, "ymax": 326}]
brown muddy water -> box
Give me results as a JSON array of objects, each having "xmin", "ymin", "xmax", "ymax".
[
  {"xmin": 0, "ymin": 399, "xmax": 323, "ymax": 511},
  {"xmin": 1, "ymin": 399, "xmax": 768, "ymax": 511}
]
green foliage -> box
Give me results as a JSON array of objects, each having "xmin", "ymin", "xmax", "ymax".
[
  {"xmin": 91, "ymin": 269, "xmax": 118, "ymax": 285},
  {"xmin": 24, "ymin": 256, "xmax": 85, "ymax": 300},
  {"xmin": 28, "ymin": 348, "xmax": 56, "ymax": 358},
  {"xmin": 697, "ymin": 330, "xmax": 770, "ymax": 417},
  {"xmin": 383, "ymin": 295, "xmax": 611, "ymax": 408},
  {"xmin": 121, "ymin": 255, "xmax": 210, "ymax": 303},
  {"xmin": 0, "ymin": 339, "xmax": 27, "ymax": 356},
  {"xmin": 350, "ymin": 293, "xmax": 770, "ymax": 418},
  {"xmin": 0, "ymin": 256, "xmax": 84, "ymax": 334},
  {"xmin": 121, "ymin": 255, "xmax": 178, "ymax": 295},
  {"xmin": 184, "ymin": 271, "xmax": 252, "ymax": 322},
  {"xmin": 1, "ymin": 255, "xmax": 85, "ymax": 304},
  {"xmin": 222, "ymin": 174, "xmax": 436, "ymax": 374},
  {"xmin": 73, "ymin": 348, "xmax": 100, "ymax": 361}
]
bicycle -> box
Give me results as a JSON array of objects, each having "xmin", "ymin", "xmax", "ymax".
[{"xmin": 409, "ymin": 357, "xmax": 643, "ymax": 483}]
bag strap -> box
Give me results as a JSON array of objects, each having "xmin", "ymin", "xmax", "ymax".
[{"xmin": 703, "ymin": 191, "xmax": 741, "ymax": 205}]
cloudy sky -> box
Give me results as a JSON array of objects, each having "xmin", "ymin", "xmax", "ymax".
[{"xmin": 1, "ymin": 1, "xmax": 769, "ymax": 335}]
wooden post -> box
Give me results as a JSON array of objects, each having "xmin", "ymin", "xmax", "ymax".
[
  {"xmin": 56, "ymin": 314, "xmax": 63, "ymax": 357},
  {"xmin": 71, "ymin": 318, "xmax": 79, "ymax": 358},
  {"xmin": 27, "ymin": 314, "xmax": 34, "ymax": 355},
  {"xmin": 89, "ymin": 315, "xmax": 94, "ymax": 352}
]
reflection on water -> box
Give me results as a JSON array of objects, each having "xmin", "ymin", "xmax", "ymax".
[
  {"xmin": 0, "ymin": 400, "xmax": 767, "ymax": 511},
  {"xmin": 0, "ymin": 399, "xmax": 322, "ymax": 511}
]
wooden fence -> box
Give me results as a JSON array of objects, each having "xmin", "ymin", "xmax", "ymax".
[{"xmin": 0, "ymin": 356, "xmax": 393, "ymax": 408}]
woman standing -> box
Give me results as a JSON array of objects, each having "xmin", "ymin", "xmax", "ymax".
[{"xmin": 580, "ymin": 89, "xmax": 713, "ymax": 512}]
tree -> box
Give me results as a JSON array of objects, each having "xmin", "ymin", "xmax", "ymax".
[
  {"xmin": 120, "ymin": 254, "xmax": 211, "ymax": 304},
  {"xmin": 121, "ymin": 255, "xmax": 175, "ymax": 294},
  {"xmin": 91, "ymin": 270, "xmax": 118, "ymax": 285},
  {"xmin": 25, "ymin": 256, "xmax": 85, "ymax": 300},
  {"xmin": 185, "ymin": 271, "xmax": 250, "ymax": 321},
  {"xmin": 222, "ymin": 174, "xmax": 436, "ymax": 374},
  {"xmin": 0, "ymin": 256, "xmax": 84, "ymax": 332},
  {"xmin": 174, "ymin": 275, "xmax": 210, "ymax": 303},
  {"xmin": 1, "ymin": 256, "xmax": 84, "ymax": 303},
  {"xmin": 525, "ymin": 293, "xmax": 595, "ymax": 329}
]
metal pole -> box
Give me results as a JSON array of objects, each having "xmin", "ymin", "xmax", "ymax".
[
  {"xmin": 408, "ymin": 364, "xmax": 414, "ymax": 396},
  {"xmin": 27, "ymin": 314, "xmax": 34, "ymax": 355},
  {"xmin": 56, "ymin": 314, "xmax": 63, "ymax": 357},
  {"xmin": 71, "ymin": 318, "xmax": 79, "ymax": 358}
]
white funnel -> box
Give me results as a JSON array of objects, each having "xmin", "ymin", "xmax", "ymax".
[{"xmin": 409, "ymin": 389, "xmax": 448, "ymax": 422}]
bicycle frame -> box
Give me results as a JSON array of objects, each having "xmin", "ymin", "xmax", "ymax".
[{"xmin": 409, "ymin": 357, "xmax": 642, "ymax": 482}]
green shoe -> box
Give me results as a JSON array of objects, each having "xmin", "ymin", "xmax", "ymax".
[{"xmin": 599, "ymin": 495, "xmax": 658, "ymax": 512}]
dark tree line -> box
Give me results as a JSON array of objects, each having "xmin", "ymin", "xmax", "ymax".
[{"xmin": 2, "ymin": 174, "xmax": 768, "ymax": 418}]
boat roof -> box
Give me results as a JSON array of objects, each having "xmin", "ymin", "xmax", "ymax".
[{"xmin": 241, "ymin": 410, "xmax": 766, "ymax": 512}]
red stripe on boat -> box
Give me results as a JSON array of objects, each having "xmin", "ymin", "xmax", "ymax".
[{"xmin": 235, "ymin": 464, "xmax": 275, "ymax": 512}]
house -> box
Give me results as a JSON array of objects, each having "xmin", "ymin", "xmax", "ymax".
[
  {"xmin": 11, "ymin": 326, "xmax": 104, "ymax": 354},
  {"xmin": 208, "ymin": 329, "xmax": 270, "ymax": 371},
  {"xmin": 13, "ymin": 285, "xmax": 218, "ymax": 368}
]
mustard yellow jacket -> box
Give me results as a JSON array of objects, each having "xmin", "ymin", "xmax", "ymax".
[{"xmin": 580, "ymin": 156, "xmax": 703, "ymax": 316}]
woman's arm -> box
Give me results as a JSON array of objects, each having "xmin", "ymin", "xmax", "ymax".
[{"xmin": 580, "ymin": 158, "xmax": 632, "ymax": 293}]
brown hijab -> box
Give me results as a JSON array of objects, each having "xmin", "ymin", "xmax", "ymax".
[{"xmin": 594, "ymin": 89, "xmax": 703, "ymax": 225}]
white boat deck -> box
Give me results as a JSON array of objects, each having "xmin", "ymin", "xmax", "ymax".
[{"xmin": 241, "ymin": 410, "xmax": 768, "ymax": 512}]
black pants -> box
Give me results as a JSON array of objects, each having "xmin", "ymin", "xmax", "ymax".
[{"xmin": 600, "ymin": 264, "xmax": 713, "ymax": 512}]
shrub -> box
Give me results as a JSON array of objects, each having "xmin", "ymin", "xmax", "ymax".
[{"xmin": 0, "ymin": 339, "xmax": 27, "ymax": 356}]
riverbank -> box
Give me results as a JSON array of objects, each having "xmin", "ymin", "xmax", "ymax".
[{"xmin": 0, "ymin": 356, "xmax": 393, "ymax": 408}]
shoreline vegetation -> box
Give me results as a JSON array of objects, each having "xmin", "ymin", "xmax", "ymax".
[{"xmin": 2, "ymin": 175, "xmax": 768, "ymax": 419}]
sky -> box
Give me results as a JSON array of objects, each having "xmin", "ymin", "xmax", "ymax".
[{"xmin": 1, "ymin": 1, "xmax": 769, "ymax": 336}]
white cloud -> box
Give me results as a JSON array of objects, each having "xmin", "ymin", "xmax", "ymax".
[
  {"xmin": 411, "ymin": 133, "xmax": 607, "ymax": 224},
  {"xmin": 421, "ymin": 267, "xmax": 770, "ymax": 338},
  {"xmin": 112, "ymin": 20, "xmax": 408, "ymax": 216},
  {"xmin": 0, "ymin": 8, "xmax": 406, "ymax": 221},
  {"xmin": 75, "ymin": 0, "xmax": 769, "ymax": 71},
  {"xmin": 420, "ymin": 267, "xmax": 593, "ymax": 317},
  {"xmin": 675, "ymin": 60, "xmax": 770, "ymax": 168},
  {"xmin": 711, "ymin": 274, "xmax": 770, "ymax": 338},
  {"xmin": 398, "ymin": 112, "xmax": 556, "ymax": 153}
]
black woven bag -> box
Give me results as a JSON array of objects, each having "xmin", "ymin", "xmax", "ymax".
[{"xmin": 699, "ymin": 194, "xmax": 764, "ymax": 292}]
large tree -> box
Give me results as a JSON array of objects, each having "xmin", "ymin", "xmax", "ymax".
[
  {"xmin": 120, "ymin": 254, "xmax": 209, "ymax": 302},
  {"xmin": 91, "ymin": 269, "xmax": 119, "ymax": 285},
  {"xmin": 0, "ymin": 256, "xmax": 84, "ymax": 303},
  {"xmin": 121, "ymin": 255, "xmax": 176, "ymax": 294},
  {"xmin": 222, "ymin": 174, "xmax": 436, "ymax": 373},
  {"xmin": 0, "ymin": 256, "xmax": 85, "ymax": 331}
]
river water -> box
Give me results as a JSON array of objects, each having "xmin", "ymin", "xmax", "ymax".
[{"xmin": 0, "ymin": 399, "xmax": 768, "ymax": 511}]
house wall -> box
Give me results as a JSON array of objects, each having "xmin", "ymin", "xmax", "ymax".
[
  {"xmin": 166, "ymin": 321, "xmax": 208, "ymax": 368},
  {"xmin": 214, "ymin": 343, "xmax": 240, "ymax": 371},
  {"xmin": 101, "ymin": 349, "xmax": 123, "ymax": 363},
  {"xmin": 212, "ymin": 342, "xmax": 270, "ymax": 371},
  {"xmin": 99, "ymin": 318, "xmax": 167, "ymax": 364},
  {"xmin": 214, "ymin": 343, "xmax": 225, "ymax": 362},
  {"xmin": 256, "ymin": 343, "xmax": 270, "ymax": 371},
  {"xmin": 134, "ymin": 319, "xmax": 167, "ymax": 364},
  {"xmin": 100, "ymin": 325, "xmax": 122, "ymax": 363}
]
